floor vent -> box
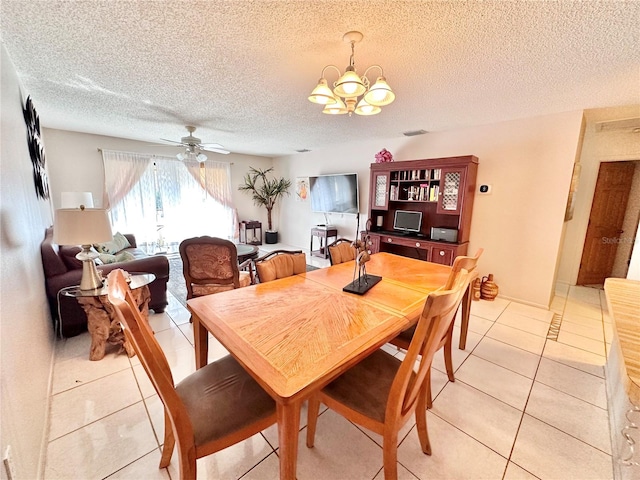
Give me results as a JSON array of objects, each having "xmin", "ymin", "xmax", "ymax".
[{"xmin": 547, "ymin": 313, "xmax": 562, "ymax": 341}]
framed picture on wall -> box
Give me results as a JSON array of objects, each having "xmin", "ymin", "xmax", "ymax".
[{"xmin": 296, "ymin": 177, "xmax": 309, "ymax": 202}]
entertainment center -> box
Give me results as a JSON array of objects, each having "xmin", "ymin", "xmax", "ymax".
[{"xmin": 365, "ymin": 155, "xmax": 478, "ymax": 266}]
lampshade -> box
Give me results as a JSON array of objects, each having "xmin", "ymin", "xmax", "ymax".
[
  {"xmin": 333, "ymin": 69, "xmax": 367, "ymax": 98},
  {"xmin": 308, "ymin": 79, "xmax": 337, "ymax": 105},
  {"xmin": 61, "ymin": 191, "xmax": 94, "ymax": 208},
  {"xmin": 363, "ymin": 76, "xmax": 395, "ymax": 106},
  {"xmin": 53, "ymin": 208, "xmax": 112, "ymax": 246},
  {"xmin": 354, "ymin": 97, "xmax": 381, "ymax": 116},
  {"xmin": 322, "ymin": 97, "xmax": 348, "ymax": 115}
]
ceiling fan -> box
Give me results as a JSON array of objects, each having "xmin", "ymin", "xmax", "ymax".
[{"xmin": 159, "ymin": 126, "xmax": 230, "ymax": 162}]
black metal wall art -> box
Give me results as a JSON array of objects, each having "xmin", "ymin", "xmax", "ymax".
[{"xmin": 23, "ymin": 95, "xmax": 50, "ymax": 199}]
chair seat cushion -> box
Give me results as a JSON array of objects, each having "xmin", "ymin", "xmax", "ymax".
[
  {"xmin": 322, "ymin": 349, "xmax": 414, "ymax": 423},
  {"xmin": 191, "ymin": 271, "xmax": 251, "ymax": 296},
  {"xmin": 176, "ymin": 354, "xmax": 275, "ymax": 446}
]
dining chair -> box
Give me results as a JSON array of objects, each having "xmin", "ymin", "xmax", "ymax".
[
  {"xmin": 389, "ymin": 248, "xmax": 483, "ymax": 407},
  {"xmin": 254, "ymin": 249, "xmax": 306, "ymax": 283},
  {"xmin": 306, "ymin": 267, "xmax": 474, "ymax": 480},
  {"xmin": 106, "ymin": 269, "xmax": 277, "ymax": 480},
  {"xmin": 179, "ymin": 236, "xmax": 254, "ymax": 300},
  {"xmin": 327, "ymin": 238, "xmax": 356, "ymax": 265}
]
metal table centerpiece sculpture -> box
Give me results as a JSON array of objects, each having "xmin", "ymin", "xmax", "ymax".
[{"xmin": 342, "ymin": 217, "xmax": 382, "ymax": 295}]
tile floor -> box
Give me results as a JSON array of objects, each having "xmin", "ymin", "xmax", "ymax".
[{"xmin": 44, "ymin": 251, "xmax": 615, "ymax": 479}]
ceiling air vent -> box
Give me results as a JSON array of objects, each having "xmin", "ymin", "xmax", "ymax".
[
  {"xmin": 403, "ymin": 129, "xmax": 427, "ymax": 137},
  {"xmin": 595, "ymin": 117, "xmax": 640, "ymax": 132}
]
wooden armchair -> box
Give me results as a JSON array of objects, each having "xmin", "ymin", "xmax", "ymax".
[
  {"xmin": 327, "ymin": 238, "xmax": 356, "ymax": 265},
  {"xmin": 306, "ymin": 267, "xmax": 474, "ymax": 480},
  {"xmin": 179, "ymin": 236, "xmax": 254, "ymax": 299},
  {"xmin": 254, "ymin": 249, "xmax": 306, "ymax": 283},
  {"xmin": 106, "ymin": 269, "xmax": 276, "ymax": 479},
  {"xmin": 389, "ymin": 248, "xmax": 483, "ymax": 407}
]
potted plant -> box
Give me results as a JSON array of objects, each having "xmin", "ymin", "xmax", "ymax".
[{"xmin": 239, "ymin": 167, "xmax": 291, "ymax": 244}]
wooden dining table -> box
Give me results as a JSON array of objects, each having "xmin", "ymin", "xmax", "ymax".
[{"xmin": 187, "ymin": 252, "xmax": 456, "ymax": 480}]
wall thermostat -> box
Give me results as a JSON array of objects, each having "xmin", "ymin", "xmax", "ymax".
[{"xmin": 479, "ymin": 184, "xmax": 492, "ymax": 194}]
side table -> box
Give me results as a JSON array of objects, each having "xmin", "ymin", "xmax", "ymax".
[
  {"xmin": 310, "ymin": 227, "xmax": 338, "ymax": 259},
  {"xmin": 60, "ymin": 273, "xmax": 155, "ymax": 361}
]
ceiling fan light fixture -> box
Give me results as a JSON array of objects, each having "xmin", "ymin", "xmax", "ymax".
[
  {"xmin": 364, "ymin": 76, "xmax": 395, "ymax": 106},
  {"xmin": 196, "ymin": 152, "xmax": 207, "ymax": 162},
  {"xmin": 176, "ymin": 152, "xmax": 186, "ymax": 161}
]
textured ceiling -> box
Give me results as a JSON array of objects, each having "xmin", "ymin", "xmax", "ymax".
[{"xmin": 1, "ymin": 1, "xmax": 639, "ymax": 157}]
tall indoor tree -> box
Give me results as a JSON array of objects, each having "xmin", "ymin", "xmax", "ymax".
[{"xmin": 239, "ymin": 167, "xmax": 291, "ymax": 243}]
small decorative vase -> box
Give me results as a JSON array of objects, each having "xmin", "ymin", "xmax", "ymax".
[
  {"xmin": 472, "ymin": 278, "xmax": 481, "ymax": 301},
  {"xmin": 480, "ymin": 274, "xmax": 499, "ymax": 301}
]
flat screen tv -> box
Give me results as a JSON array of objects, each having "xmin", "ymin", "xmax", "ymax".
[
  {"xmin": 393, "ymin": 210, "xmax": 422, "ymax": 233},
  {"xmin": 309, "ymin": 173, "xmax": 359, "ymax": 214}
]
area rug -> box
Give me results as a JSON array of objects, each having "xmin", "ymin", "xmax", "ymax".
[{"xmin": 166, "ymin": 254, "xmax": 321, "ymax": 307}]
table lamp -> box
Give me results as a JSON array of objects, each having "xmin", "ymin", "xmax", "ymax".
[
  {"xmin": 61, "ymin": 191, "xmax": 94, "ymax": 208},
  {"xmin": 53, "ymin": 206, "xmax": 113, "ymax": 291}
]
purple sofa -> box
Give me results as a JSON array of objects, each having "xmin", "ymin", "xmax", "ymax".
[{"xmin": 40, "ymin": 227, "xmax": 169, "ymax": 337}]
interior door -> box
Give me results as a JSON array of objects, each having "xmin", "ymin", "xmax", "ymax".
[{"xmin": 577, "ymin": 161, "xmax": 635, "ymax": 285}]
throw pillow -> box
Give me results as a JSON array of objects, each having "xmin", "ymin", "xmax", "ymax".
[
  {"xmin": 95, "ymin": 232, "xmax": 131, "ymax": 255},
  {"xmin": 98, "ymin": 253, "xmax": 117, "ymax": 264},
  {"xmin": 99, "ymin": 250, "xmax": 136, "ymax": 264},
  {"xmin": 115, "ymin": 251, "xmax": 136, "ymax": 263}
]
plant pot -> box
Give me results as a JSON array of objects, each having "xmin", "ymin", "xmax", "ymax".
[{"xmin": 265, "ymin": 231, "xmax": 278, "ymax": 244}]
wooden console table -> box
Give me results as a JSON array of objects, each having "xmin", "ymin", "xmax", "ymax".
[
  {"xmin": 310, "ymin": 226, "xmax": 338, "ymax": 259},
  {"xmin": 61, "ymin": 273, "xmax": 154, "ymax": 360}
]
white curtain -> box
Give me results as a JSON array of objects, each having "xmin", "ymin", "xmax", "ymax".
[
  {"xmin": 102, "ymin": 150, "xmax": 156, "ymax": 249},
  {"xmin": 183, "ymin": 160, "xmax": 238, "ymax": 241},
  {"xmin": 103, "ymin": 150, "xmax": 236, "ymax": 253},
  {"xmin": 101, "ymin": 150, "xmax": 152, "ymax": 210}
]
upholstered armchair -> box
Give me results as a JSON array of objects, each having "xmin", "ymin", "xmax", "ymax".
[{"xmin": 179, "ymin": 237, "xmax": 254, "ymax": 301}]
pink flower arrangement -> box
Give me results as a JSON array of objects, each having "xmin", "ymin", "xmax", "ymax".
[{"xmin": 375, "ymin": 148, "xmax": 393, "ymax": 163}]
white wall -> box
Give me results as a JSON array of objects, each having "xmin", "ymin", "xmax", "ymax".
[
  {"xmin": 41, "ymin": 128, "xmax": 273, "ymax": 231},
  {"xmin": 1, "ymin": 45, "xmax": 56, "ymax": 480},
  {"xmin": 274, "ymin": 111, "xmax": 585, "ymax": 307},
  {"xmin": 556, "ymin": 105, "xmax": 640, "ymax": 285}
]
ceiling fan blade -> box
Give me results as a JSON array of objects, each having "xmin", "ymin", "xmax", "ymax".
[
  {"xmin": 159, "ymin": 138, "xmax": 185, "ymax": 145},
  {"xmin": 199, "ymin": 143, "xmax": 225, "ymax": 148},
  {"xmin": 203, "ymin": 147, "xmax": 231, "ymax": 155}
]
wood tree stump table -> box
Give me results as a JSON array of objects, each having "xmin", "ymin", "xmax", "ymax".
[{"xmin": 62, "ymin": 273, "xmax": 155, "ymax": 361}]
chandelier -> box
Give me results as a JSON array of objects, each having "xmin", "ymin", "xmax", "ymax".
[{"xmin": 308, "ymin": 31, "xmax": 395, "ymax": 116}]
